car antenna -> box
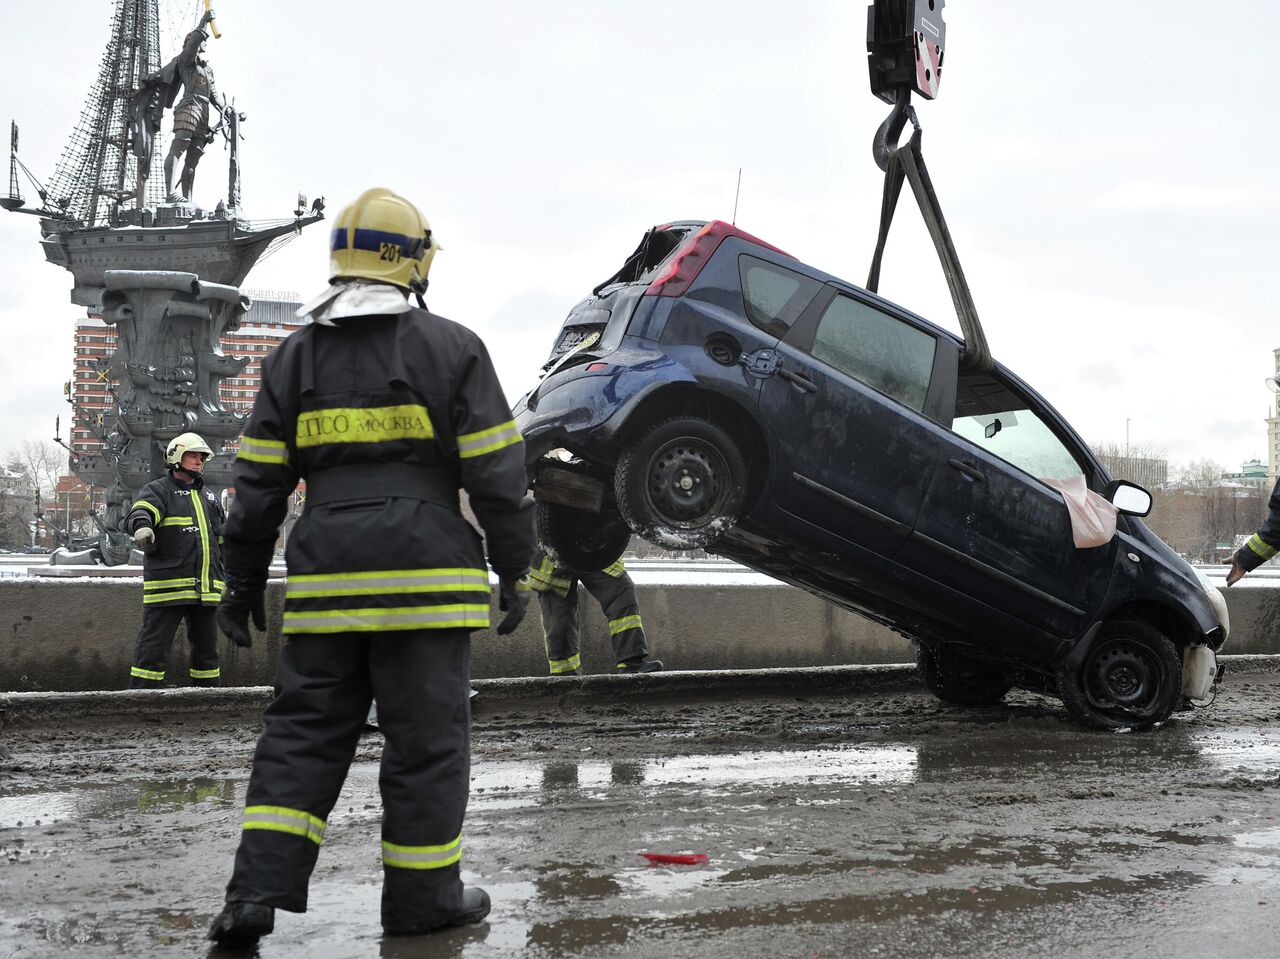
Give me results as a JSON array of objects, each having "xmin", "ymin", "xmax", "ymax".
[
  {"xmin": 732, "ymin": 168, "xmax": 742, "ymax": 225},
  {"xmin": 864, "ymin": 0, "xmax": 991, "ymax": 373}
]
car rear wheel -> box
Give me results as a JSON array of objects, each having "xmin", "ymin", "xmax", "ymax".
[
  {"xmin": 614, "ymin": 416, "xmax": 747, "ymax": 550},
  {"xmin": 916, "ymin": 644, "xmax": 1012, "ymax": 707},
  {"xmin": 1057, "ymin": 620, "xmax": 1181, "ymax": 730},
  {"xmin": 535, "ymin": 500, "xmax": 631, "ymax": 573}
]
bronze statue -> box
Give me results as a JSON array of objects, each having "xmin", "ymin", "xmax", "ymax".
[{"xmin": 131, "ymin": 9, "xmax": 232, "ymax": 204}]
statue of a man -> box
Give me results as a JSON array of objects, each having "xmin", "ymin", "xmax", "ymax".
[{"xmin": 153, "ymin": 10, "xmax": 229, "ymax": 203}]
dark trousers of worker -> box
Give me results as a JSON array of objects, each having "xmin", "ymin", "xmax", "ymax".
[
  {"xmin": 129, "ymin": 603, "xmax": 219, "ymax": 688},
  {"xmin": 224, "ymin": 629, "xmax": 472, "ymax": 932},
  {"xmin": 539, "ymin": 569, "xmax": 647, "ymax": 673}
]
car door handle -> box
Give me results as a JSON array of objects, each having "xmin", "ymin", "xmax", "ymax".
[
  {"xmin": 947, "ymin": 458, "xmax": 984, "ymax": 482},
  {"xmin": 778, "ymin": 368, "xmax": 816, "ymax": 393}
]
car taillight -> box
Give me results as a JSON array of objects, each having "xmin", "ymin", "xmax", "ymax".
[{"xmin": 644, "ymin": 220, "xmax": 790, "ymax": 298}]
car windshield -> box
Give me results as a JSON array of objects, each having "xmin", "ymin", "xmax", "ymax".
[
  {"xmin": 951, "ymin": 373, "xmax": 1083, "ymax": 480},
  {"xmin": 592, "ymin": 226, "xmax": 695, "ymax": 293}
]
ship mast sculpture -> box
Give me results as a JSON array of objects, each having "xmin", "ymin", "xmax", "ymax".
[{"xmin": 3, "ymin": 1, "xmax": 322, "ymax": 565}]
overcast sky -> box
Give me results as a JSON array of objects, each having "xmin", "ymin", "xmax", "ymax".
[{"xmin": 1, "ymin": 1, "xmax": 1277, "ymax": 474}]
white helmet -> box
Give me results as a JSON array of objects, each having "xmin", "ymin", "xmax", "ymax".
[{"xmin": 165, "ymin": 432, "xmax": 213, "ymax": 471}]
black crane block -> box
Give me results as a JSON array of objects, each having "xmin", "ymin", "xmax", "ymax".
[{"xmin": 867, "ymin": 0, "xmax": 946, "ymax": 103}]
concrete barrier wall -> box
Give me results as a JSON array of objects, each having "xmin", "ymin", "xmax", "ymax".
[{"xmin": 2, "ymin": 578, "xmax": 1277, "ymax": 692}]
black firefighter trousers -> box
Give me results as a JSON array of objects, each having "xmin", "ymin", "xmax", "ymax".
[
  {"xmin": 129, "ymin": 603, "xmax": 219, "ymax": 688},
  {"xmin": 223, "ymin": 629, "xmax": 472, "ymax": 931},
  {"xmin": 539, "ymin": 568, "xmax": 648, "ymax": 674}
]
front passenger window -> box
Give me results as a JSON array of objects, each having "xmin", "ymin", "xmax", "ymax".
[{"xmin": 811, "ymin": 295, "xmax": 936, "ymax": 412}]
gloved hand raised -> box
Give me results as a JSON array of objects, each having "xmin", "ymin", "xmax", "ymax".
[
  {"xmin": 132, "ymin": 526, "xmax": 155, "ymax": 549},
  {"xmin": 496, "ymin": 574, "xmax": 532, "ymax": 636},
  {"xmin": 217, "ymin": 569, "xmax": 268, "ymax": 648}
]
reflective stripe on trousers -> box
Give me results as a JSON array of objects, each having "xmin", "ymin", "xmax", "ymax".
[
  {"xmin": 243, "ymin": 805, "xmax": 327, "ymax": 845},
  {"xmin": 382, "ymin": 833, "xmax": 462, "ymax": 870}
]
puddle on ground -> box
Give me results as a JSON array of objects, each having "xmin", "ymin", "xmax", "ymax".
[
  {"xmin": 0, "ymin": 779, "xmax": 235, "ymax": 828},
  {"xmin": 460, "ymin": 745, "xmax": 919, "ymax": 813}
]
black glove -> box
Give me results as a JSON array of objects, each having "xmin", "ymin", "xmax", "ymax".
[
  {"xmin": 217, "ymin": 569, "xmax": 267, "ymax": 649},
  {"xmin": 496, "ymin": 575, "xmax": 532, "ymax": 636}
]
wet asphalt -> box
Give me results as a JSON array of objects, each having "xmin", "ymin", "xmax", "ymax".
[{"xmin": 2, "ymin": 666, "xmax": 1279, "ymax": 958}]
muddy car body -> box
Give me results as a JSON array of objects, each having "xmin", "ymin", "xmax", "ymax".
[{"xmin": 515, "ymin": 220, "xmax": 1228, "ymax": 728}]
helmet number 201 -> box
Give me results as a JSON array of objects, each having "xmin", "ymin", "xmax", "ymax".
[{"xmin": 379, "ymin": 242, "xmax": 402, "ymax": 263}]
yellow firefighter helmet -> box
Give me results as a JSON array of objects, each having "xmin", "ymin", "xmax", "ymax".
[
  {"xmin": 328, "ymin": 188, "xmax": 440, "ymax": 293},
  {"xmin": 165, "ymin": 432, "xmax": 213, "ymax": 470}
]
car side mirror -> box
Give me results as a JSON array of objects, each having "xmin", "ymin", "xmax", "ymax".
[{"xmin": 1105, "ymin": 480, "xmax": 1152, "ymax": 517}]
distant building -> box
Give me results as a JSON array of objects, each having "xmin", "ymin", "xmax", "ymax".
[
  {"xmin": 1096, "ymin": 452, "xmax": 1168, "ymax": 491},
  {"xmin": 1220, "ymin": 459, "xmax": 1270, "ymax": 492},
  {"xmin": 0, "ymin": 465, "xmax": 32, "ymax": 497},
  {"xmin": 69, "ymin": 290, "xmax": 305, "ymax": 457}
]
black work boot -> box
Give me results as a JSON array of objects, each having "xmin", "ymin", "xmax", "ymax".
[
  {"xmin": 617, "ymin": 658, "xmax": 664, "ymax": 673},
  {"xmin": 207, "ymin": 901, "xmax": 275, "ymax": 946},
  {"xmin": 552, "ymin": 668, "xmax": 581, "ymax": 677},
  {"xmin": 384, "ymin": 885, "xmax": 491, "ymax": 936}
]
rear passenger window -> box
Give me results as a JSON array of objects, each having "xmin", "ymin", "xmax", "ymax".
[
  {"xmin": 811, "ymin": 295, "xmax": 936, "ymax": 412},
  {"xmin": 739, "ymin": 256, "xmax": 822, "ymax": 338}
]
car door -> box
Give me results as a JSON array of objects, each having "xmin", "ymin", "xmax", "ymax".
[
  {"xmin": 757, "ymin": 287, "xmax": 943, "ymax": 558},
  {"xmin": 900, "ymin": 370, "xmax": 1116, "ymax": 642}
]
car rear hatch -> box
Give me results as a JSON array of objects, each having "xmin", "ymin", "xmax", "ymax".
[{"xmin": 537, "ymin": 221, "xmax": 706, "ymax": 376}]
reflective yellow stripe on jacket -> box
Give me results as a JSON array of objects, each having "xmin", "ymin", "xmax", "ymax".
[
  {"xmin": 1246, "ymin": 533, "xmax": 1279, "ymax": 561},
  {"xmin": 283, "ymin": 566, "xmax": 491, "ymax": 633},
  {"xmin": 188, "ymin": 488, "xmax": 215, "ymax": 599},
  {"xmin": 295, "ymin": 404, "xmax": 434, "ymax": 449},
  {"xmin": 238, "ymin": 435, "xmax": 289, "ymax": 466},
  {"xmin": 286, "ymin": 568, "xmax": 489, "ymax": 599},
  {"xmin": 131, "ymin": 499, "xmax": 162, "ymax": 524},
  {"xmin": 283, "ymin": 605, "xmax": 489, "ymax": 633},
  {"xmin": 457, "ymin": 420, "xmax": 521, "ymax": 459}
]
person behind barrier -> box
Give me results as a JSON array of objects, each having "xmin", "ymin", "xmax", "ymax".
[
  {"xmin": 529, "ymin": 549, "xmax": 663, "ymax": 675},
  {"xmin": 120, "ymin": 432, "xmax": 224, "ymax": 688}
]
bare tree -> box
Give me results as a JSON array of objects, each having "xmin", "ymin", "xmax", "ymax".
[
  {"xmin": 1144, "ymin": 457, "xmax": 1266, "ymax": 563},
  {"xmin": 7, "ymin": 440, "xmax": 69, "ymax": 504}
]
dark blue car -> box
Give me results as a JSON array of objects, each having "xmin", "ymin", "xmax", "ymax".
[{"xmin": 514, "ymin": 220, "xmax": 1228, "ymax": 729}]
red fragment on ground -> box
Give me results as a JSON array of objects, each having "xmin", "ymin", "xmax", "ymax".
[{"xmin": 639, "ymin": 852, "xmax": 710, "ymax": 865}]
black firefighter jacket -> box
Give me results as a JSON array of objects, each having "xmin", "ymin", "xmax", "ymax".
[
  {"xmin": 222, "ymin": 307, "xmax": 535, "ymax": 637},
  {"xmin": 123, "ymin": 473, "xmax": 226, "ymax": 606}
]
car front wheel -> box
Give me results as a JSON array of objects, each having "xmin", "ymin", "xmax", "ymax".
[
  {"xmin": 1057, "ymin": 620, "xmax": 1181, "ymax": 730},
  {"xmin": 614, "ymin": 415, "xmax": 747, "ymax": 550}
]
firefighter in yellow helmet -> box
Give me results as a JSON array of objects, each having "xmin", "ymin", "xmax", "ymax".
[
  {"xmin": 208, "ymin": 189, "xmax": 535, "ymax": 946},
  {"xmin": 120, "ymin": 431, "xmax": 225, "ymax": 688}
]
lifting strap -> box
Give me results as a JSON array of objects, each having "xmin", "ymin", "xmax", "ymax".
[{"xmin": 866, "ymin": 91, "xmax": 991, "ymax": 373}]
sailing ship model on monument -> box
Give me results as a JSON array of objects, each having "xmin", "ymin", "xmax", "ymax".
[{"xmin": 3, "ymin": 1, "xmax": 323, "ymax": 564}]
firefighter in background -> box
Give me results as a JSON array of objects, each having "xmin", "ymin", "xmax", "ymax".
[
  {"xmin": 530, "ymin": 549, "xmax": 663, "ymax": 675},
  {"xmin": 1226, "ymin": 375, "xmax": 1280, "ymax": 587},
  {"xmin": 207, "ymin": 188, "xmax": 535, "ymax": 946},
  {"xmin": 121, "ymin": 432, "xmax": 224, "ymax": 688}
]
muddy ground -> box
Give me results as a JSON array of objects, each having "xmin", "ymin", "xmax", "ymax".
[{"xmin": 2, "ymin": 669, "xmax": 1280, "ymax": 958}]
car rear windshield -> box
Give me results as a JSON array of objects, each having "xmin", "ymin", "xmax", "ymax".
[{"xmin": 593, "ymin": 226, "xmax": 695, "ymax": 293}]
